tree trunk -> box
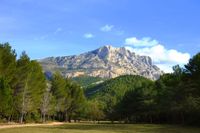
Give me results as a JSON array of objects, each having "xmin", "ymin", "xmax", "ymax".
[
  {"xmin": 20, "ymin": 76, "xmax": 29, "ymax": 124},
  {"xmin": 43, "ymin": 113, "xmax": 46, "ymax": 123},
  {"xmin": 181, "ymin": 112, "xmax": 185, "ymax": 125},
  {"xmin": 41, "ymin": 113, "xmax": 43, "ymax": 122},
  {"xmin": 20, "ymin": 113, "xmax": 24, "ymax": 124},
  {"xmin": 58, "ymin": 113, "xmax": 61, "ymax": 121},
  {"xmin": 47, "ymin": 115, "xmax": 50, "ymax": 121},
  {"xmin": 65, "ymin": 111, "xmax": 68, "ymax": 122},
  {"xmin": 68, "ymin": 116, "xmax": 71, "ymax": 123},
  {"xmin": 149, "ymin": 115, "xmax": 153, "ymax": 123},
  {"xmin": 8, "ymin": 115, "xmax": 11, "ymax": 123}
]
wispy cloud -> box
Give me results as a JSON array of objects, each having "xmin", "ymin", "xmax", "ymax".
[
  {"xmin": 100, "ymin": 24, "xmax": 114, "ymax": 32},
  {"xmin": 34, "ymin": 34, "xmax": 49, "ymax": 40},
  {"xmin": 83, "ymin": 33, "xmax": 94, "ymax": 39},
  {"xmin": 34, "ymin": 27, "xmax": 63, "ymax": 40},
  {"xmin": 125, "ymin": 37, "xmax": 191, "ymax": 73},
  {"xmin": 54, "ymin": 27, "xmax": 62, "ymax": 34}
]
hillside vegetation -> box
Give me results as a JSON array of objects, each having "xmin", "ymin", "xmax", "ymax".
[
  {"xmin": 86, "ymin": 75, "xmax": 153, "ymax": 97},
  {"xmin": 72, "ymin": 75, "xmax": 106, "ymax": 88}
]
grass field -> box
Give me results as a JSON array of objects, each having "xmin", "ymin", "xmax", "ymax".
[{"xmin": 0, "ymin": 123, "xmax": 200, "ymax": 133}]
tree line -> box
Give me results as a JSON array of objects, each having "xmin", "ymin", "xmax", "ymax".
[
  {"xmin": 86, "ymin": 53, "xmax": 200, "ymax": 125},
  {"xmin": 116, "ymin": 55, "xmax": 200, "ymax": 125},
  {"xmin": 0, "ymin": 42, "xmax": 200, "ymax": 125},
  {"xmin": 0, "ymin": 43, "xmax": 90, "ymax": 123}
]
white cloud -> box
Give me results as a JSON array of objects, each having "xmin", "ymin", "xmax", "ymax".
[
  {"xmin": 125, "ymin": 37, "xmax": 158, "ymax": 47},
  {"xmin": 54, "ymin": 27, "xmax": 62, "ymax": 34},
  {"xmin": 100, "ymin": 24, "xmax": 114, "ymax": 32},
  {"xmin": 155, "ymin": 64, "xmax": 175, "ymax": 73},
  {"xmin": 83, "ymin": 33, "xmax": 94, "ymax": 39},
  {"xmin": 125, "ymin": 37, "xmax": 191, "ymax": 73}
]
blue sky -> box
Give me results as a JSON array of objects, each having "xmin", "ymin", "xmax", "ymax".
[{"xmin": 1, "ymin": 0, "xmax": 200, "ymax": 72}]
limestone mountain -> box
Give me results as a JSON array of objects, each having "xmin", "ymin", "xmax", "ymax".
[{"xmin": 39, "ymin": 45, "xmax": 163, "ymax": 80}]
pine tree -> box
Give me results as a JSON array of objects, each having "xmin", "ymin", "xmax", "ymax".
[
  {"xmin": 51, "ymin": 72, "xmax": 66, "ymax": 121},
  {"xmin": 0, "ymin": 43, "xmax": 16, "ymax": 122},
  {"xmin": 14, "ymin": 52, "xmax": 46, "ymax": 123},
  {"xmin": 0, "ymin": 43, "xmax": 17, "ymax": 83},
  {"xmin": 67, "ymin": 82, "xmax": 86, "ymax": 122},
  {"xmin": 0, "ymin": 77, "xmax": 13, "ymax": 121}
]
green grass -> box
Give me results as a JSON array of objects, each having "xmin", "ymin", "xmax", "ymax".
[{"xmin": 0, "ymin": 123, "xmax": 200, "ymax": 133}]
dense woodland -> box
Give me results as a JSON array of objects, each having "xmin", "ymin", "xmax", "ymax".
[
  {"xmin": 0, "ymin": 43, "xmax": 86, "ymax": 123},
  {"xmin": 0, "ymin": 43, "xmax": 200, "ymax": 125}
]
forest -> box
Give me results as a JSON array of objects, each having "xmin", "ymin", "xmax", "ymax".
[{"xmin": 0, "ymin": 43, "xmax": 200, "ymax": 126}]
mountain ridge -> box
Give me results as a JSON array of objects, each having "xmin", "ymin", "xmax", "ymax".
[{"xmin": 39, "ymin": 45, "xmax": 163, "ymax": 80}]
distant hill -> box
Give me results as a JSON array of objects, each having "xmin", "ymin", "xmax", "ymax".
[
  {"xmin": 85, "ymin": 75, "xmax": 154, "ymax": 114},
  {"xmin": 39, "ymin": 45, "xmax": 163, "ymax": 80},
  {"xmin": 86, "ymin": 75, "xmax": 153, "ymax": 97}
]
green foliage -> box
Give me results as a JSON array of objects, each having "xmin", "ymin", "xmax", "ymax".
[
  {"xmin": 185, "ymin": 52, "xmax": 200, "ymax": 78},
  {"xmin": 51, "ymin": 72, "xmax": 87, "ymax": 122},
  {"xmin": 0, "ymin": 77, "xmax": 13, "ymax": 120},
  {"xmin": 115, "ymin": 81, "xmax": 155, "ymax": 123},
  {"xmin": 72, "ymin": 75, "xmax": 105, "ymax": 89},
  {"xmin": 87, "ymin": 75, "xmax": 153, "ymax": 98},
  {"xmin": 0, "ymin": 43, "xmax": 16, "ymax": 83},
  {"xmin": 85, "ymin": 100, "xmax": 105, "ymax": 121},
  {"xmin": 85, "ymin": 52, "xmax": 200, "ymax": 125},
  {"xmin": 14, "ymin": 52, "xmax": 46, "ymax": 123},
  {"xmin": 0, "ymin": 43, "xmax": 88, "ymax": 123},
  {"xmin": 51, "ymin": 72, "xmax": 67, "ymax": 113},
  {"xmin": 67, "ymin": 83, "xmax": 86, "ymax": 120},
  {"xmin": 87, "ymin": 75, "xmax": 154, "ymax": 119},
  {"xmin": 0, "ymin": 43, "xmax": 16, "ymax": 121}
]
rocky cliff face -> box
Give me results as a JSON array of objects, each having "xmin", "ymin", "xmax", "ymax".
[{"xmin": 39, "ymin": 45, "xmax": 163, "ymax": 80}]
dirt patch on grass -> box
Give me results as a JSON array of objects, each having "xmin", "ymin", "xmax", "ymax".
[{"xmin": 0, "ymin": 122, "xmax": 65, "ymax": 129}]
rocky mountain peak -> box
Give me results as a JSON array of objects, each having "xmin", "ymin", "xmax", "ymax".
[
  {"xmin": 95, "ymin": 45, "xmax": 111, "ymax": 59},
  {"xmin": 39, "ymin": 45, "xmax": 163, "ymax": 80}
]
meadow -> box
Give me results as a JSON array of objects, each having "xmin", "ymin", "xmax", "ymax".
[{"xmin": 0, "ymin": 123, "xmax": 200, "ymax": 133}]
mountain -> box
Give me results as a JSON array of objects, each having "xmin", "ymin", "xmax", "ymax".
[{"xmin": 39, "ymin": 45, "xmax": 163, "ymax": 80}]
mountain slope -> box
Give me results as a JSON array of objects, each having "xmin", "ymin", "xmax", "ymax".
[
  {"xmin": 39, "ymin": 45, "xmax": 163, "ymax": 80},
  {"xmin": 85, "ymin": 75, "xmax": 153, "ymax": 98},
  {"xmin": 85, "ymin": 75, "xmax": 154, "ymax": 116},
  {"xmin": 72, "ymin": 76, "xmax": 106, "ymax": 88}
]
